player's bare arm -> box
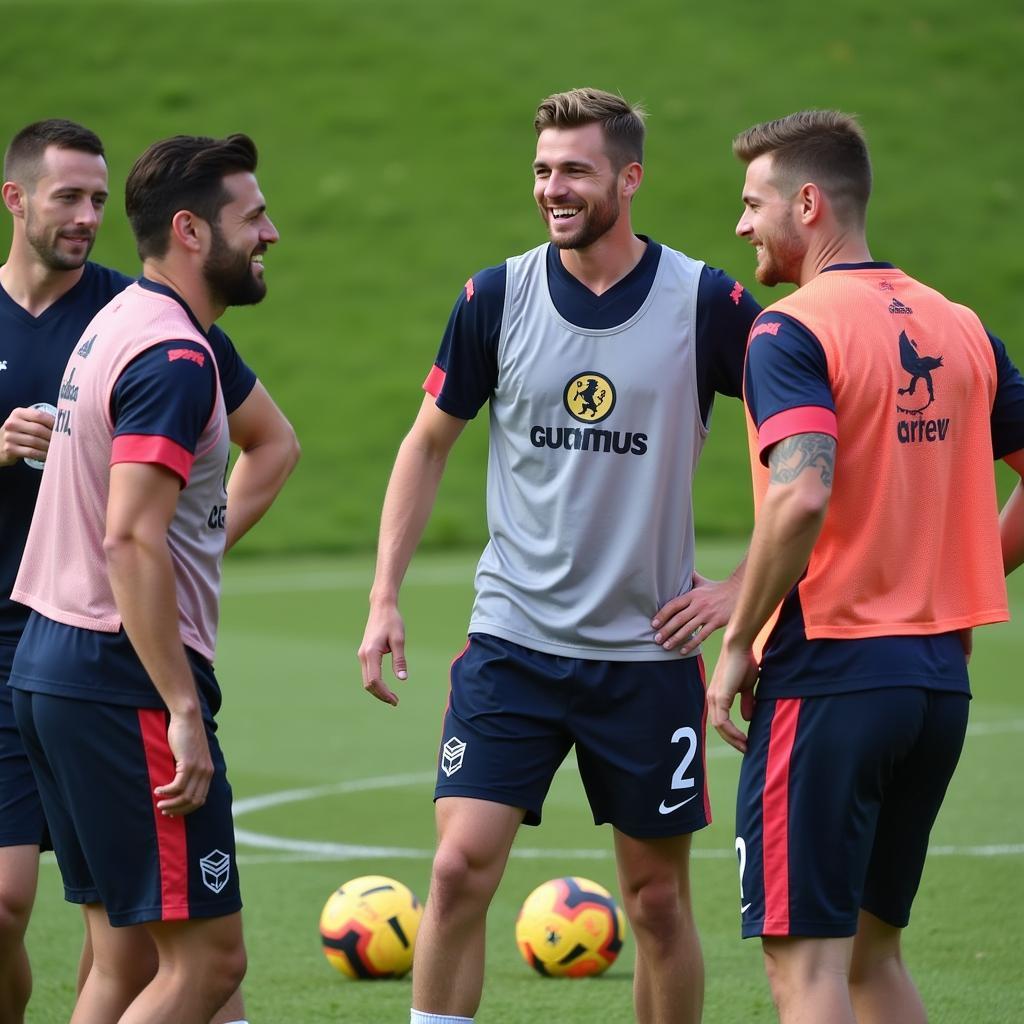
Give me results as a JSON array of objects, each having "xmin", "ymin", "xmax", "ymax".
[
  {"xmin": 224, "ymin": 380, "xmax": 300, "ymax": 550},
  {"xmin": 652, "ymin": 559, "xmax": 748, "ymax": 655},
  {"xmin": 708, "ymin": 432, "xmax": 835, "ymax": 751},
  {"xmin": 0, "ymin": 406, "xmax": 55, "ymax": 466},
  {"xmin": 1000, "ymin": 448, "xmax": 1024, "ymax": 575},
  {"xmin": 105, "ymin": 461, "xmax": 213, "ymax": 815},
  {"xmin": 359, "ymin": 396, "xmax": 467, "ymax": 706}
]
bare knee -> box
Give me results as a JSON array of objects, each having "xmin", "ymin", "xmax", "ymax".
[
  {"xmin": 429, "ymin": 843, "xmax": 500, "ymax": 916},
  {"xmin": 622, "ymin": 876, "xmax": 687, "ymax": 949},
  {"xmin": 0, "ymin": 886, "xmax": 33, "ymax": 947}
]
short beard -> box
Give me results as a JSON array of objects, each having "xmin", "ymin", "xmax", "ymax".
[
  {"xmin": 202, "ymin": 224, "xmax": 266, "ymax": 307},
  {"xmin": 756, "ymin": 216, "xmax": 804, "ymax": 287},
  {"xmin": 546, "ymin": 186, "xmax": 620, "ymax": 251},
  {"xmin": 25, "ymin": 212, "xmax": 93, "ymax": 272}
]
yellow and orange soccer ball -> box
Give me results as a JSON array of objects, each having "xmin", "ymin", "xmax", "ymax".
[
  {"xmin": 515, "ymin": 876, "xmax": 627, "ymax": 978},
  {"xmin": 319, "ymin": 875, "xmax": 423, "ymax": 980}
]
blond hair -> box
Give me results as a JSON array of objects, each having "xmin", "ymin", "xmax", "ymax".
[{"xmin": 534, "ymin": 88, "xmax": 646, "ymax": 168}]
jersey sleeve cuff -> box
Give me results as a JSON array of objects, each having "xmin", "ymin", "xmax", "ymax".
[
  {"xmin": 758, "ymin": 407, "xmax": 838, "ymax": 465},
  {"xmin": 111, "ymin": 434, "xmax": 194, "ymax": 486},
  {"xmin": 423, "ymin": 365, "xmax": 446, "ymax": 397}
]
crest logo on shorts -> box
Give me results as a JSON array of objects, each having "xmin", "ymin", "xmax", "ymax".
[
  {"xmin": 563, "ymin": 371, "xmax": 616, "ymax": 424},
  {"xmin": 199, "ymin": 849, "xmax": 231, "ymax": 894},
  {"xmin": 441, "ymin": 736, "xmax": 467, "ymax": 777}
]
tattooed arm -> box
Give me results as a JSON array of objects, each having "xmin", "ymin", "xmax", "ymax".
[{"xmin": 707, "ymin": 432, "xmax": 835, "ymax": 751}]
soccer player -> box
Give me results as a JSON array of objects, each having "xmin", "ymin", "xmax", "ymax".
[
  {"xmin": 0, "ymin": 119, "xmax": 296, "ymax": 1024},
  {"xmin": 7, "ymin": 132, "xmax": 281, "ymax": 1024},
  {"xmin": 359, "ymin": 88, "xmax": 760, "ymax": 1024},
  {"xmin": 708, "ymin": 110, "xmax": 1024, "ymax": 1024}
]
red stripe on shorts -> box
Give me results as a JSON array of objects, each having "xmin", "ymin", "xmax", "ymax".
[
  {"xmin": 137, "ymin": 709, "xmax": 190, "ymax": 921},
  {"xmin": 761, "ymin": 698, "xmax": 801, "ymax": 934},
  {"xmin": 697, "ymin": 655, "xmax": 712, "ymax": 824}
]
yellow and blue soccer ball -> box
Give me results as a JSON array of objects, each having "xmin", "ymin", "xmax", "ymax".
[
  {"xmin": 319, "ymin": 874, "xmax": 423, "ymax": 979},
  {"xmin": 515, "ymin": 876, "xmax": 627, "ymax": 977}
]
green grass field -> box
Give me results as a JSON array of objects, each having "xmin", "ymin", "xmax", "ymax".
[
  {"xmin": 2, "ymin": 0, "xmax": 1023, "ymax": 553},
  {"xmin": 23, "ymin": 544, "xmax": 1024, "ymax": 1023}
]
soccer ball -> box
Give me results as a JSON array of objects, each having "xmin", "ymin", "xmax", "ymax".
[
  {"xmin": 515, "ymin": 876, "xmax": 627, "ymax": 978},
  {"xmin": 319, "ymin": 874, "xmax": 423, "ymax": 979}
]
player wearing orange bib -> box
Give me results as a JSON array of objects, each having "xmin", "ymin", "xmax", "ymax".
[{"xmin": 708, "ymin": 111, "xmax": 1024, "ymax": 1024}]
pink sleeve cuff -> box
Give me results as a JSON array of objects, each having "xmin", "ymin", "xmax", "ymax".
[
  {"xmin": 758, "ymin": 407, "xmax": 838, "ymax": 465},
  {"xmin": 111, "ymin": 434, "xmax": 194, "ymax": 486},
  {"xmin": 423, "ymin": 365, "xmax": 446, "ymax": 397}
]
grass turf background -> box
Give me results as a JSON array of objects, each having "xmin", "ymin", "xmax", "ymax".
[{"xmin": 2, "ymin": 0, "xmax": 1022, "ymax": 553}]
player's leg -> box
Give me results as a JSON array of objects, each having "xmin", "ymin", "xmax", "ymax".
[
  {"xmin": 0, "ymin": 844, "xmax": 37, "ymax": 1023},
  {"xmin": 761, "ymin": 935, "xmax": 855, "ymax": 1024},
  {"xmin": 0, "ymin": 676, "xmax": 48, "ymax": 1023},
  {"xmin": 852, "ymin": 690, "xmax": 969, "ymax": 1023},
  {"xmin": 415, "ymin": 635, "xmax": 572, "ymax": 1020},
  {"xmin": 848, "ymin": 911, "xmax": 925, "ymax": 1024},
  {"xmin": 210, "ymin": 987, "xmax": 248, "ymax": 1024},
  {"xmin": 78, "ymin": 903, "xmax": 245, "ymax": 1024},
  {"xmin": 613, "ymin": 830, "xmax": 702, "ymax": 1024},
  {"xmin": 412, "ymin": 797, "xmax": 523, "ymax": 1018},
  {"xmin": 71, "ymin": 907, "xmax": 156, "ymax": 1024},
  {"xmin": 575, "ymin": 656, "xmax": 711, "ymax": 1024},
  {"xmin": 116, "ymin": 913, "xmax": 246, "ymax": 1024}
]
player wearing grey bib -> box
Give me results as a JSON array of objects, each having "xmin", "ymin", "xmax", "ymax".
[{"xmin": 359, "ymin": 89, "xmax": 759, "ymax": 1024}]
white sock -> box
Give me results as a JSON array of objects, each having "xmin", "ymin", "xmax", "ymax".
[
  {"xmin": 219, "ymin": 1020, "xmax": 249, "ymax": 1024},
  {"xmin": 410, "ymin": 1011, "xmax": 474, "ymax": 1024}
]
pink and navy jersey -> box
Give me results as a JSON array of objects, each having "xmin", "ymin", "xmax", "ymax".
[
  {"xmin": 744, "ymin": 263, "xmax": 1024, "ymax": 698},
  {"xmin": 10, "ymin": 279, "xmax": 230, "ymax": 708},
  {"xmin": 0, "ymin": 263, "xmax": 255, "ymax": 654}
]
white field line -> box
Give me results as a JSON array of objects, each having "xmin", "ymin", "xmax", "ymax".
[{"xmin": 217, "ymin": 717, "xmax": 1024, "ymax": 865}]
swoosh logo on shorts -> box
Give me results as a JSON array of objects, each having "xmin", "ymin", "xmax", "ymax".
[
  {"xmin": 658, "ymin": 794, "xmax": 698, "ymax": 815},
  {"xmin": 741, "ymin": 902, "xmax": 752, "ymax": 913}
]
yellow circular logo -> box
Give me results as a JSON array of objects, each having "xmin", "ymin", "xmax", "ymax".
[{"xmin": 564, "ymin": 372, "xmax": 616, "ymax": 424}]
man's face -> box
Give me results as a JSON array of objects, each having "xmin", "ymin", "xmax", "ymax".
[
  {"xmin": 202, "ymin": 171, "xmax": 279, "ymax": 308},
  {"xmin": 20, "ymin": 146, "xmax": 109, "ymax": 271},
  {"xmin": 533, "ymin": 123, "xmax": 625, "ymax": 250},
  {"xmin": 736, "ymin": 154, "xmax": 805, "ymax": 287}
]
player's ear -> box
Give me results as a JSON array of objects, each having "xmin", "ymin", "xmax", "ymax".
[
  {"xmin": 621, "ymin": 161, "xmax": 643, "ymax": 200},
  {"xmin": 798, "ymin": 182, "xmax": 824, "ymax": 226},
  {"xmin": 1, "ymin": 181, "xmax": 27, "ymax": 218},
  {"xmin": 170, "ymin": 210, "xmax": 209, "ymax": 254}
]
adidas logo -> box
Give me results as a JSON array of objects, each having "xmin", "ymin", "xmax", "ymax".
[
  {"xmin": 878, "ymin": 280, "xmax": 895, "ymax": 291},
  {"xmin": 889, "ymin": 298, "xmax": 913, "ymax": 314},
  {"xmin": 77, "ymin": 334, "xmax": 96, "ymax": 358}
]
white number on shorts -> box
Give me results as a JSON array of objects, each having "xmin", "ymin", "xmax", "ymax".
[
  {"xmin": 669, "ymin": 726, "xmax": 697, "ymax": 791},
  {"xmin": 736, "ymin": 836, "xmax": 751, "ymax": 912}
]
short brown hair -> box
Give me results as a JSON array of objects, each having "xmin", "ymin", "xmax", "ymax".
[
  {"xmin": 534, "ymin": 88, "xmax": 646, "ymax": 169},
  {"xmin": 733, "ymin": 110, "xmax": 871, "ymax": 225},
  {"xmin": 4, "ymin": 119, "xmax": 105, "ymax": 186},
  {"xmin": 125, "ymin": 133, "xmax": 258, "ymax": 259}
]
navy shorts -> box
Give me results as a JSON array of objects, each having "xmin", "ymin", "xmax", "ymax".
[
  {"xmin": 13, "ymin": 685, "xmax": 241, "ymax": 927},
  {"xmin": 435, "ymin": 633, "xmax": 711, "ymax": 838},
  {"xmin": 0, "ymin": 647, "xmax": 48, "ymax": 849},
  {"xmin": 734, "ymin": 687, "xmax": 969, "ymax": 938}
]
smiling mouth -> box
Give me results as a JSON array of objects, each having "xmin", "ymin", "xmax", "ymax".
[{"xmin": 549, "ymin": 207, "xmax": 582, "ymax": 220}]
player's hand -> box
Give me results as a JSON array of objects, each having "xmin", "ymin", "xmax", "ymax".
[
  {"xmin": 651, "ymin": 571, "xmax": 740, "ymax": 655},
  {"xmin": 0, "ymin": 406, "xmax": 56, "ymax": 467},
  {"xmin": 358, "ymin": 602, "xmax": 408, "ymax": 707},
  {"xmin": 154, "ymin": 710, "xmax": 214, "ymax": 816},
  {"xmin": 707, "ymin": 638, "xmax": 758, "ymax": 754}
]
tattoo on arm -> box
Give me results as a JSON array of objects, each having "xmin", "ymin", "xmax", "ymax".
[{"xmin": 768, "ymin": 433, "xmax": 836, "ymax": 486}]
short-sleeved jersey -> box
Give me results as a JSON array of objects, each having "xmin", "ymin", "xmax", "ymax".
[
  {"xmin": 0, "ymin": 263, "xmax": 256, "ymax": 651},
  {"xmin": 426, "ymin": 239, "xmax": 760, "ymax": 660},
  {"xmin": 10, "ymin": 279, "xmax": 229, "ymax": 708},
  {"xmin": 743, "ymin": 263, "xmax": 1024, "ymax": 698}
]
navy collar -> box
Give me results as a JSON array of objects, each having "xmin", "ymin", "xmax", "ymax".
[
  {"xmin": 821, "ymin": 261, "xmax": 895, "ymax": 272},
  {"xmin": 546, "ymin": 234, "xmax": 661, "ymax": 303},
  {"xmin": 137, "ymin": 276, "xmax": 209, "ymax": 338}
]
